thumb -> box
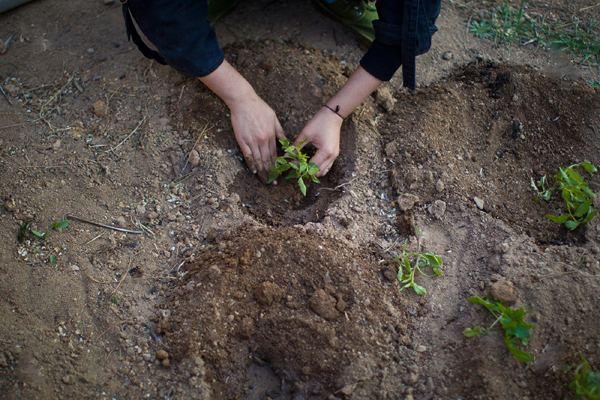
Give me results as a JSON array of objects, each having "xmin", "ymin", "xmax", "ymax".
[{"xmin": 275, "ymin": 119, "xmax": 285, "ymax": 140}]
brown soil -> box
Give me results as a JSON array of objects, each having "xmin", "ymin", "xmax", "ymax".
[{"xmin": 1, "ymin": 1, "xmax": 600, "ymax": 400}]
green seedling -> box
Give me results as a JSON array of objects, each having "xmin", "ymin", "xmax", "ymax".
[
  {"xmin": 17, "ymin": 220, "xmax": 70, "ymax": 243},
  {"xmin": 464, "ymin": 295, "xmax": 533, "ymax": 362},
  {"xmin": 111, "ymin": 295, "xmax": 117, "ymax": 304},
  {"xmin": 18, "ymin": 221, "xmax": 48, "ymax": 241},
  {"xmin": 531, "ymin": 162, "xmax": 597, "ymax": 230},
  {"xmin": 53, "ymin": 220, "xmax": 69, "ymax": 230},
  {"xmin": 568, "ymin": 355, "xmax": 600, "ymax": 399},
  {"xmin": 268, "ymin": 138, "xmax": 320, "ymax": 196},
  {"xmin": 393, "ymin": 227, "xmax": 442, "ymax": 295}
]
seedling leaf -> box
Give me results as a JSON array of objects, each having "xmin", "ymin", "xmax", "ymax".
[
  {"xmin": 534, "ymin": 162, "xmax": 597, "ymax": 230},
  {"xmin": 581, "ymin": 161, "xmax": 597, "ymax": 174},
  {"xmin": 53, "ymin": 220, "xmax": 69, "ymax": 230},
  {"xmin": 506, "ymin": 342, "xmax": 534, "ymax": 362},
  {"xmin": 464, "ymin": 326, "xmax": 487, "ymax": 337},
  {"xmin": 565, "ymin": 220, "xmax": 580, "ymax": 230},
  {"xmin": 394, "ymin": 228, "xmax": 442, "ymax": 295},
  {"xmin": 18, "ymin": 222, "xmax": 31, "ymax": 243},
  {"xmin": 547, "ymin": 214, "xmax": 570, "ymax": 224},
  {"xmin": 298, "ymin": 178, "xmax": 306, "ymax": 196},
  {"xmin": 269, "ymin": 140, "xmax": 321, "ymax": 196},
  {"xmin": 466, "ymin": 296, "xmax": 533, "ymax": 362}
]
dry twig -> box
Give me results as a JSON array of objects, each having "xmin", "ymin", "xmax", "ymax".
[
  {"xmin": 67, "ymin": 214, "xmax": 144, "ymax": 234},
  {"xmin": 107, "ymin": 116, "xmax": 147, "ymax": 153}
]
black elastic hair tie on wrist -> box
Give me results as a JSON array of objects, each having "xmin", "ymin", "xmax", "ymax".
[{"xmin": 324, "ymin": 104, "xmax": 344, "ymax": 120}]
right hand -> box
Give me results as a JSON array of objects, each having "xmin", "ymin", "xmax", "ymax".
[
  {"xmin": 198, "ymin": 61, "xmax": 285, "ymax": 184},
  {"xmin": 228, "ymin": 94, "xmax": 285, "ymax": 184}
]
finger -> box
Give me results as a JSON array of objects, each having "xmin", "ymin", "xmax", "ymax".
[
  {"xmin": 308, "ymin": 150, "xmax": 329, "ymax": 173},
  {"xmin": 259, "ymin": 143, "xmax": 272, "ymax": 183},
  {"xmin": 240, "ymin": 143, "xmax": 257, "ymax": 174},
  {"xmin": 249, "ymin": 141, "xmax": 268, "ymax": 185},
  {"xmin": 275, "ymin": 119, "xmax": 285, "ymax": 140},
  {"xmin": 293, "ymin": 133, "xmax": 308, "ymax": 150},
  {"xmin": 316, "ymin": 162, "xmax": 333, "ymax": 177},
  {"xmin": 269, "ymin": 131, "xmax": 278, "ymax": 166}
]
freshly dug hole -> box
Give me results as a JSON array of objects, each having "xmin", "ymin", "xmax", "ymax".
[{"xmin": 176, "ymin": 40, "xmax": 361, "ymax": 226}]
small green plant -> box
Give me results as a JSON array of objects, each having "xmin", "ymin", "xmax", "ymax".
[
  {"xmin": 393, "ymin": 227, "xmax": 442, "ymax": 295},
  {"xmin": 531, "ymin": 162, "xmax": 597, "ymax": 230},
  {"xmin": 111, "ymin": 295, "xmax": 117, "ymax": 304},
  {"xmin": 17, "ymin": 220, "xmax": 69, "ymax": 243},
  {"xmin": 464, "ymin": 295, "xmax": 533, "ymax": 362},
  {"xmin": 568, "ymin": 355, "xmax": 600, "ymax": 399},
  {"xmin": 268, "ymin": 138, "xmax": 320, "ymax": 196},
  {"xmin": 53, "ymin": 220, "xmax": 69, "ymax": 230}
]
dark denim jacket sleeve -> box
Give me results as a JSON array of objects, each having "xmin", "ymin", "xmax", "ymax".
[
  {"xmin": 360, "ymin": 0, "xmax": 441, "ymax": 89},
  {"xmin": 123, "ymin": 0, "xmax": 224, "ymax": 77}
]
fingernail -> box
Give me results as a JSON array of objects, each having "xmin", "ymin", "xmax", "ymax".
[{"xmin": 253, "ymin": 170, "xmax": 257, "ymax": 174}]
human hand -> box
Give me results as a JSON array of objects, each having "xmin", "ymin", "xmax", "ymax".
[
  {"xmin": 294, "ymin": 107, "xmax": 343, "ymax": 177},
  {"xmin": 228, "ymin": 93, "xmax": 285, "ymax": 183}
]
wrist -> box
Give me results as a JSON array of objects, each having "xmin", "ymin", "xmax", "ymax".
[
  {"xmin": 323, "ymin": 104, "xmax": 345, "ymax": 120},
  {"xmin": 198, "ymin": 60, "xmax": 259, "ymax": 110}
]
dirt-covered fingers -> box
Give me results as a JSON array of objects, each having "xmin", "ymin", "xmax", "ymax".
[
  {"xmin": 310, "ymin": 146, "xmax": 338, "ymax": 178},
  {"xmin": 240, "ymin": 143, "xmax": 257, "ymax": 175}
]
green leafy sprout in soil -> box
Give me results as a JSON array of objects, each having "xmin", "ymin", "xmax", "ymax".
[
  {"xmin": 268, "ymin": 138, "xmax": 320, "ymax": 196},
  {"xmin": 393, "ymin": 227, "xmax": 443, "ymax": 295},
  {"xmin": 568, "ymin": 355, "xmax": 600, "ymax": 399},
  {"xmin": 531, "ymin": 161, "xmax": 597, "ymax": 230},
  {"xmin": 467, "ymin": 0, "xmax": 600, "ymax": 75},
  {"xmin": 18, "ymin": 220, "xmax": 69, "ymax": 243},
  {"xmin": 464, "ymin": 295, "xmax": 534, "ymax": 362}
]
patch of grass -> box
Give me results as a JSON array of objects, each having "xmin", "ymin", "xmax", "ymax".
[
  {"xmin": 393, "ymin": 227, "xmax": 443, "ymax": 295},
  {"xmin": 467, "ymin": 0, "xmax": 600, "ymax": 75},
  {"xmin": 531, "ymin": 162, "xmax": 597, "ymax": 230},
  {"xmin": 568, "ymin": 355, "xmax": 600, "ymax": 399},
  {"xmin": 268, "ymin": 138, "xmax": 320, "ymax": 196},
  {"xmin": 464, "ymin": 295, "xmax": 533, "ymax": 362}
]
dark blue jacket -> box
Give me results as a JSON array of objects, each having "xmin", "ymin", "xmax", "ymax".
[{"xmin": 123, "ymin": 0, "xmax": 440, "ymax": 90}]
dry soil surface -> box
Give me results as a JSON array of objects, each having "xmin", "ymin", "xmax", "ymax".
[{"xmin": 1, "ymin": 1, "xmax": 600, "ymax": 400}]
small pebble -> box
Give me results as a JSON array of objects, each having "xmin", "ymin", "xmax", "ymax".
[
  {"xmin": 188, "ymin": 149, "xmax": 200, "ymax": 166},
  {"xmin": 156, "ymin": 350, "xmax": 169, "ymax": 360},
  {"xmin": 474, "ymin": 196, "xmax": 484, "ymax": 210}
]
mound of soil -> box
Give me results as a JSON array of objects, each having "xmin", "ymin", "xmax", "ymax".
[
  {"xmin": 165, "ymin": 224, "xmax": 413, "ymax": 399},
  {"xmin": 380, "ymin": 62, "xmax": 600, "ymax": 244}
]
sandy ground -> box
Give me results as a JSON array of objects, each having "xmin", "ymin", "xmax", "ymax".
[{"xmin": 1, "ymin": 0, "xmax": 599, "ymax": 399}]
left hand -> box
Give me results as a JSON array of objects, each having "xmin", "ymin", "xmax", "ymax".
[{"xmin": 294, "ymin": 107, "xmax": 343, "ymax": 177}]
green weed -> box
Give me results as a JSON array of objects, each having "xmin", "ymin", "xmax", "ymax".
[
  {"xmin": 468, "ymin": 0, "xmax": 600, "ymax": 74},
  {"xmin": 531, "ymin": 162, "xmax": 597, "ymax": 230},
  {"xmin": 464, "ymin": 295, "xmax": 533, "ymax": 362},
  {"xmin": 569, "ymin": 355, "xmax": 600, "ymax": 399},
  {"xmin": 393, "ymin": 227, "xmax": 443, "ymax": 295},
  {"xmin": 17, "ymin": 220, "xmax": 69, "ymax": 243},
  {"xmin": 268, "ymin": 138, "xmax": 320, "ymax": 196}
]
